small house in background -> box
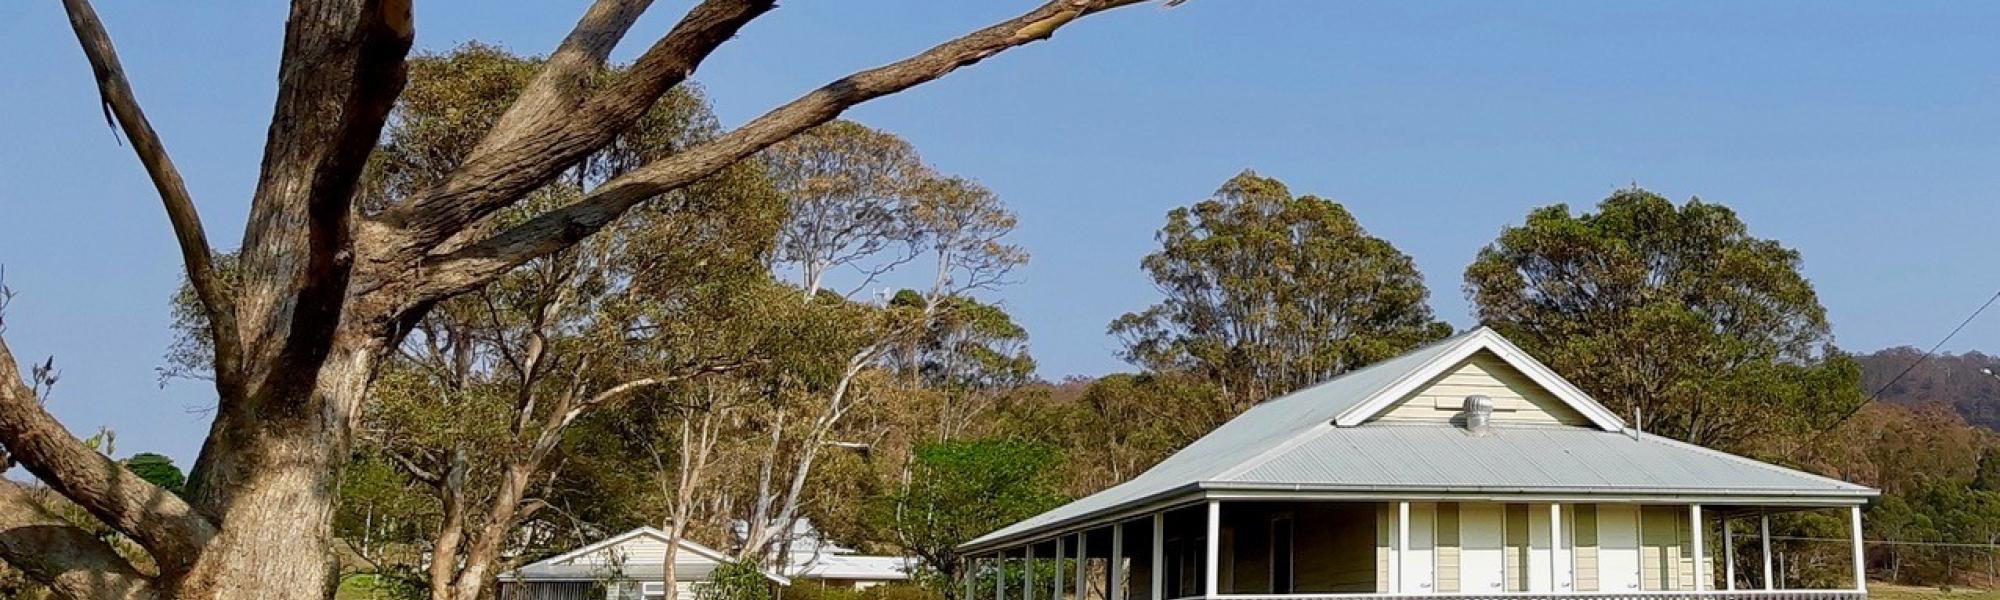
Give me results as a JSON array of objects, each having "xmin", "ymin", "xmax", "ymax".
[
  {"xmin": 739, "ymin": 519, "xmax": 918, "ymax": 590},
  {"xmin": 959, "ymin": 327, "xmax": 1879, "ymax": 600},
  {"xmin": 499, "ymin": 528, "xmax": 788, "ymax": 600},
  {"xmin": 502, "ymin": 521, "xmax": 914, "ymax": 600}
]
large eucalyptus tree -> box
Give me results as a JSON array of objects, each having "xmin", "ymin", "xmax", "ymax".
[{"xmin": 0, "ymin": 1, "xmax": 1166, "ymax": 598}]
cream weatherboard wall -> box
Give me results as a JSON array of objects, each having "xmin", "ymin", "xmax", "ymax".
[
  {"xmin": 1373, "ymin": 502, "xmax": 1713, "ymax": 595},
  {"xmin": 1370, "ymin": 351, "xmax": 1592, "ymax": 426}
]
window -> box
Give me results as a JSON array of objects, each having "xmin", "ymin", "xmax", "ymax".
[
  {"xmin": 1270, "ymin": 516, "xmax": 1294, "ymax": 594},
  {"xmin": 641, "ymin": 582, "xmax": 667, "ymax": 599}
]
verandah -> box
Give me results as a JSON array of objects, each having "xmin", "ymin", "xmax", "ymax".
[{"xmin": 963, "ymin": 500, "xmax": 1867, "ymax": 600}]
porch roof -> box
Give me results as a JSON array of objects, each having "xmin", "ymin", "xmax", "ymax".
[{"xmin": 960, "ymin": 328, "xmax": 1876, "ymax": 553}]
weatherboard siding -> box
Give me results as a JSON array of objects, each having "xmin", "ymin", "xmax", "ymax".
[{"xmin": 1373, "ymin": 351, "xmax": 1591, "ymax": 426}]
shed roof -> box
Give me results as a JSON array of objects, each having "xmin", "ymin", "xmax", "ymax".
[{"xmin": 961, "ymin": 328, "xmax": 1875, "ymax": 552}]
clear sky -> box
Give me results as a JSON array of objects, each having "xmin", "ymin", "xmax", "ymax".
[{"xmin": 3, "ymin": 1, "xmax": 1999, "ymax": 464}]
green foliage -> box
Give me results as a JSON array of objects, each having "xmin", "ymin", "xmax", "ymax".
[
  {"xmin": 784, "ymin": 583, "xmax": 861, "ymax": 600},
  {"xmin": 1465, "ymin": 187, "xmax": 1864, "ymax": 450},
  {"xmin": 693, "ymin": 560, "xmax": 774, "ymax": 600},
  {"xmin": 1111, "ymin": 170, "xmax": 1452, "ymax": 406},
  {"xmin": 859, "ymin": 583, "xmax": 940, "ymax": 600},
  {"xmin": 121, "ymin": 452, "xmax": 184, "ymax": 494},
  {"xmin": 878, "ymin": 439, "xmax": 1067, "ymax": 600}
]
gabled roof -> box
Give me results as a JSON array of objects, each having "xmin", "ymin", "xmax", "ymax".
[
  {"xmin": 505, "ymin": 527, "xmax": 790, "ymax": 584},
  {"xmin": 959, "ymin": 327, "xmax": 1876, "ymax": 553}
]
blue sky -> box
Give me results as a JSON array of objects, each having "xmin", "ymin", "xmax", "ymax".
[{"xmin": 3, "ymin": 1, "xmax": 1999, "ymax": 464}]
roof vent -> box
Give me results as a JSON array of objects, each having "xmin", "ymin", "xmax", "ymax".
[{"xmin": 1462, "ymin": 395, "xmax": 1494, "ymax": 435}]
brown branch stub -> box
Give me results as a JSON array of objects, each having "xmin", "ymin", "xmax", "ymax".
[
  {"xmin": 58, "ymin": 0, "xmax": 242, "ymax": 394},
  {"xmin": 0, "ymin": 480, "xmax": 159, "ymax": 600},
  {"xmin": 0, "ymin": 335, "xmax": 216, "ymax": 576},
  {"xmin": 416, "ymin": 0, "xmax": 1152, "ymax": 300}
]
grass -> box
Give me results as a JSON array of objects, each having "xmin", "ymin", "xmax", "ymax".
[{"xmin": 1871, "ymin": 583, "xmax": 2000, "ymax": 600}]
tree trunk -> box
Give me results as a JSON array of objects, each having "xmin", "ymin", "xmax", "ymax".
[{"xmin": 173, "ymin": 334, "xmax": 384, "ymax": 600}]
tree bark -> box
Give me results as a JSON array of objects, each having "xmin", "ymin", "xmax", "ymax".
[{"xmin": 170, "ymin": 333, "xmax": 386, "ymax": 600}]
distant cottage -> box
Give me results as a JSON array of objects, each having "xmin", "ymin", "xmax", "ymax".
[
  {"xmin": 501, "ymin": 521, "xmax": 913, "ymax": 600},
  {"xmin": 960, "ymin": 328, "xmax": 1876, "ymax": 600}
]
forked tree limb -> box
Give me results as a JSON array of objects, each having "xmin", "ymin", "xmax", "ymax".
[
  {"xmin": 468, "ymin": 0, "xmax": 661, "ymax": 158},
  {"xmin": 417, "ymin": 0, "xmax": 1153, "ymax": 299},
  {"xmin": 0, "ymin": 479, "xmax": 158, "ymax": 600},
  {"xmin": 0, "ymin": 336, "xmax": 216, "ymax": 577},
  {"xmin": 231, "ymin": 0, "xmax": 413, "ymax": 390},
  {"xmin": 375, "ymin": 0, "xmax": 775, "ymax": 257},
  {"xmin": 58, "ymin": 0, "xmax": 242, "ymax": 395}
]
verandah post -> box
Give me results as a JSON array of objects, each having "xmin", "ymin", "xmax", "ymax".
[
  {"xmin": 1077, "ymin": 532, "xmax": 1089, "ymax": 600},
  {"xmin": 1111, "ymin": 523, "xmax": 1125, "ymax": 600},
  {"xmin": 1761, "ymin": 513, "xmax": 1774, "ymax": 590},
  {"xmin": 965, "ymin": 556, "xmax": 977, "ymax": 600},
  {"xmin": 1724, "ymin": 517, "xmax": 1736, "ymax": 591},
  {"xmin": 1056, "ymin": 535, "xmax": 1066, "ymax": 600},
  {"xmin": 1851, "ymin": 505, "xmax": 1867, "ymax": 593},
  {"xmin": 1204, "ymin": 501, "xmax": 1220, "ymax": 599},
  {"xmin": 1550, "ymin": 503, "xmax": 1563, "ymax": 592},
  {"xmin": 1027, "ymin": 544, "xmax": 1037, "ymax": 600},
  {"xmin": 999, "ymin": 550, "xmax": 1009, "ymax": 600},
  {"xmin": 1395, "ymin": 501, "xmax": 1410, "ymax": 593},
  {"xmin": 1151, "ymin": 513, "xmax": 1164, "ymax": 600},
  {"xmin": 1691, "ymin": 504, "xmax": 1705, "ymax": 592}
]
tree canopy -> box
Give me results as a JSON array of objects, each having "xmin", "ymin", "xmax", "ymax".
[
  {"xmin": 1464, "ymin": 187, "xmax": 1865, "ymax": 450},
  {"xmin": 1111, "ymin": 170, "xmax": 1452, "ymax": 406}
]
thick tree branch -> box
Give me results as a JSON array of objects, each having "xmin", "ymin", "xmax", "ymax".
[
  {"xmin": 0, "ymin": 337, "xmax": 215, "ymax": 576},
  {"xmin": 0, "ymin": 480, "xmax": 158, "ymax": 600},
  {"xmin": 471, "ymin": 0, "xmax": 660, "ymax": 158},
  {"xmin": 232, "ymin": 0, "xmax": 413, "ymax": 393},
  {"xmin": 373, "ymin": 0, "xmax": 775, "ymax": 256},
  {"xmin": 58, "ymin": 0, "xmax": 242, "ymax": 395},
  {"xmin": 418, "ymin": 0, "xmax": 1152, "ymax": 299}
]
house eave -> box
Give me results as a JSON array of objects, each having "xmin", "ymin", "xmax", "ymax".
[{"xmin": 956, "ymin": 481, "xmax": 1875, "ymax": 554}]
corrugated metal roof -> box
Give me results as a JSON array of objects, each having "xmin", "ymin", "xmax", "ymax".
[
  {"xmin": 1229, "ymin": 423, "xmax": 1870, "ymax": 494},
  {"xmin": 509, "ymin": 562, "xmax": 730, "ymax": 582},
  {"xmin": 960, "ymin": 328, "xmax": 1876, "ymax": 552},
  {"xmin": 963, "ymin": 331, "xmax": 1477, "ymax": 549},
  {"xmin": 787, "ymin": 555, "xmax": 915, "ymax": 580}
]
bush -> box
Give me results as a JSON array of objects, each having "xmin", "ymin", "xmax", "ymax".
[
  {"xmin": 859, "ymin": 583, "xmax": 939, "ymax": 600},
  {"xmin": 783, "ymin": 583, "xmax": 860, "ymax": 600},
  {"xmin": 694, "ymin": 561, "xmax": 774, "ymax": 600}
]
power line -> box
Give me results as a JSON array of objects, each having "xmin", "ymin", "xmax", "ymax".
[
  {"xmin": 1770, "ymin": 535, "xmax": 2000, "ymax": 550},
  {"xmin": 1804, "ymin": 286, "xmax": 2000, "ymax": 447}
]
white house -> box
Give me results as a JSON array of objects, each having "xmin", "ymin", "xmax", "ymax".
[
  {"xmin": 500, "ymin": 528, "xmax": 788, "ymax": 600},
  {"xmin": 958, "ymin": 327, "xmax": 1877, "ymax": 600},
  {"xmin": 503, "ymin": 523, "xmax": 914, "ymax": 600}
]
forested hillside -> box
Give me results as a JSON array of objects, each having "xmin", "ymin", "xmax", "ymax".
[{"xmin": 1860, "ymin": 348, "xmax": 2000, "ymax": 430}]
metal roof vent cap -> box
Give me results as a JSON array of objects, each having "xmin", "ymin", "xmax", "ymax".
[{"xmin": 1462, "ymin": 394, "xmax": 1494, "ymax": 436}]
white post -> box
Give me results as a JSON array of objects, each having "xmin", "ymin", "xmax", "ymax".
[
  {"xmin": 999, "ymin": 552, "xmax": 1009, "ymax": 600},
  {"xmin": 1112, "ymin": 524, "xmax": 1125, "ymax": 600},
  {"xmin": 1851, "ymin": 505, "xmax": 1868, "ymax": 592},
  {"xmin": 1760, "ymin": 513, "xmax": 1774, "ymax": 591},
  {"xmin": 1724, "ymin": 517, "xmax": 1736, "ymax": 591},
  {"xmin": 967, "ymin": 556, "xmax": 978, "ymax": 600},
  {"xmin": 1080, "ymin": 535, "xmax": 1089, "ymax": 600},
  {"xmin": 1204, "ymin": 501, "xmax": 1221, "ymax": 599},
  {"xmin": 1056, "ymin": 537, "xmax": 1067, "ymax": 600},
  {"xmin": 1550, "ymin": 503, "xmax": 1564, "ymax": 591},
  {"xmin": 1691, "ymin": 504, "xmax": 1705, "ymax": 592},
  {"xmin": 1151, "ymin": 514, "xmax": 1165, "ymax": 600},
  {"xmin": 1395, "ymin": 501, "xmax": 1410, "ymax": 593},
  {"xmin": 1024, "ymin": 548, "xmax": 1040, "ymax": 600}
]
